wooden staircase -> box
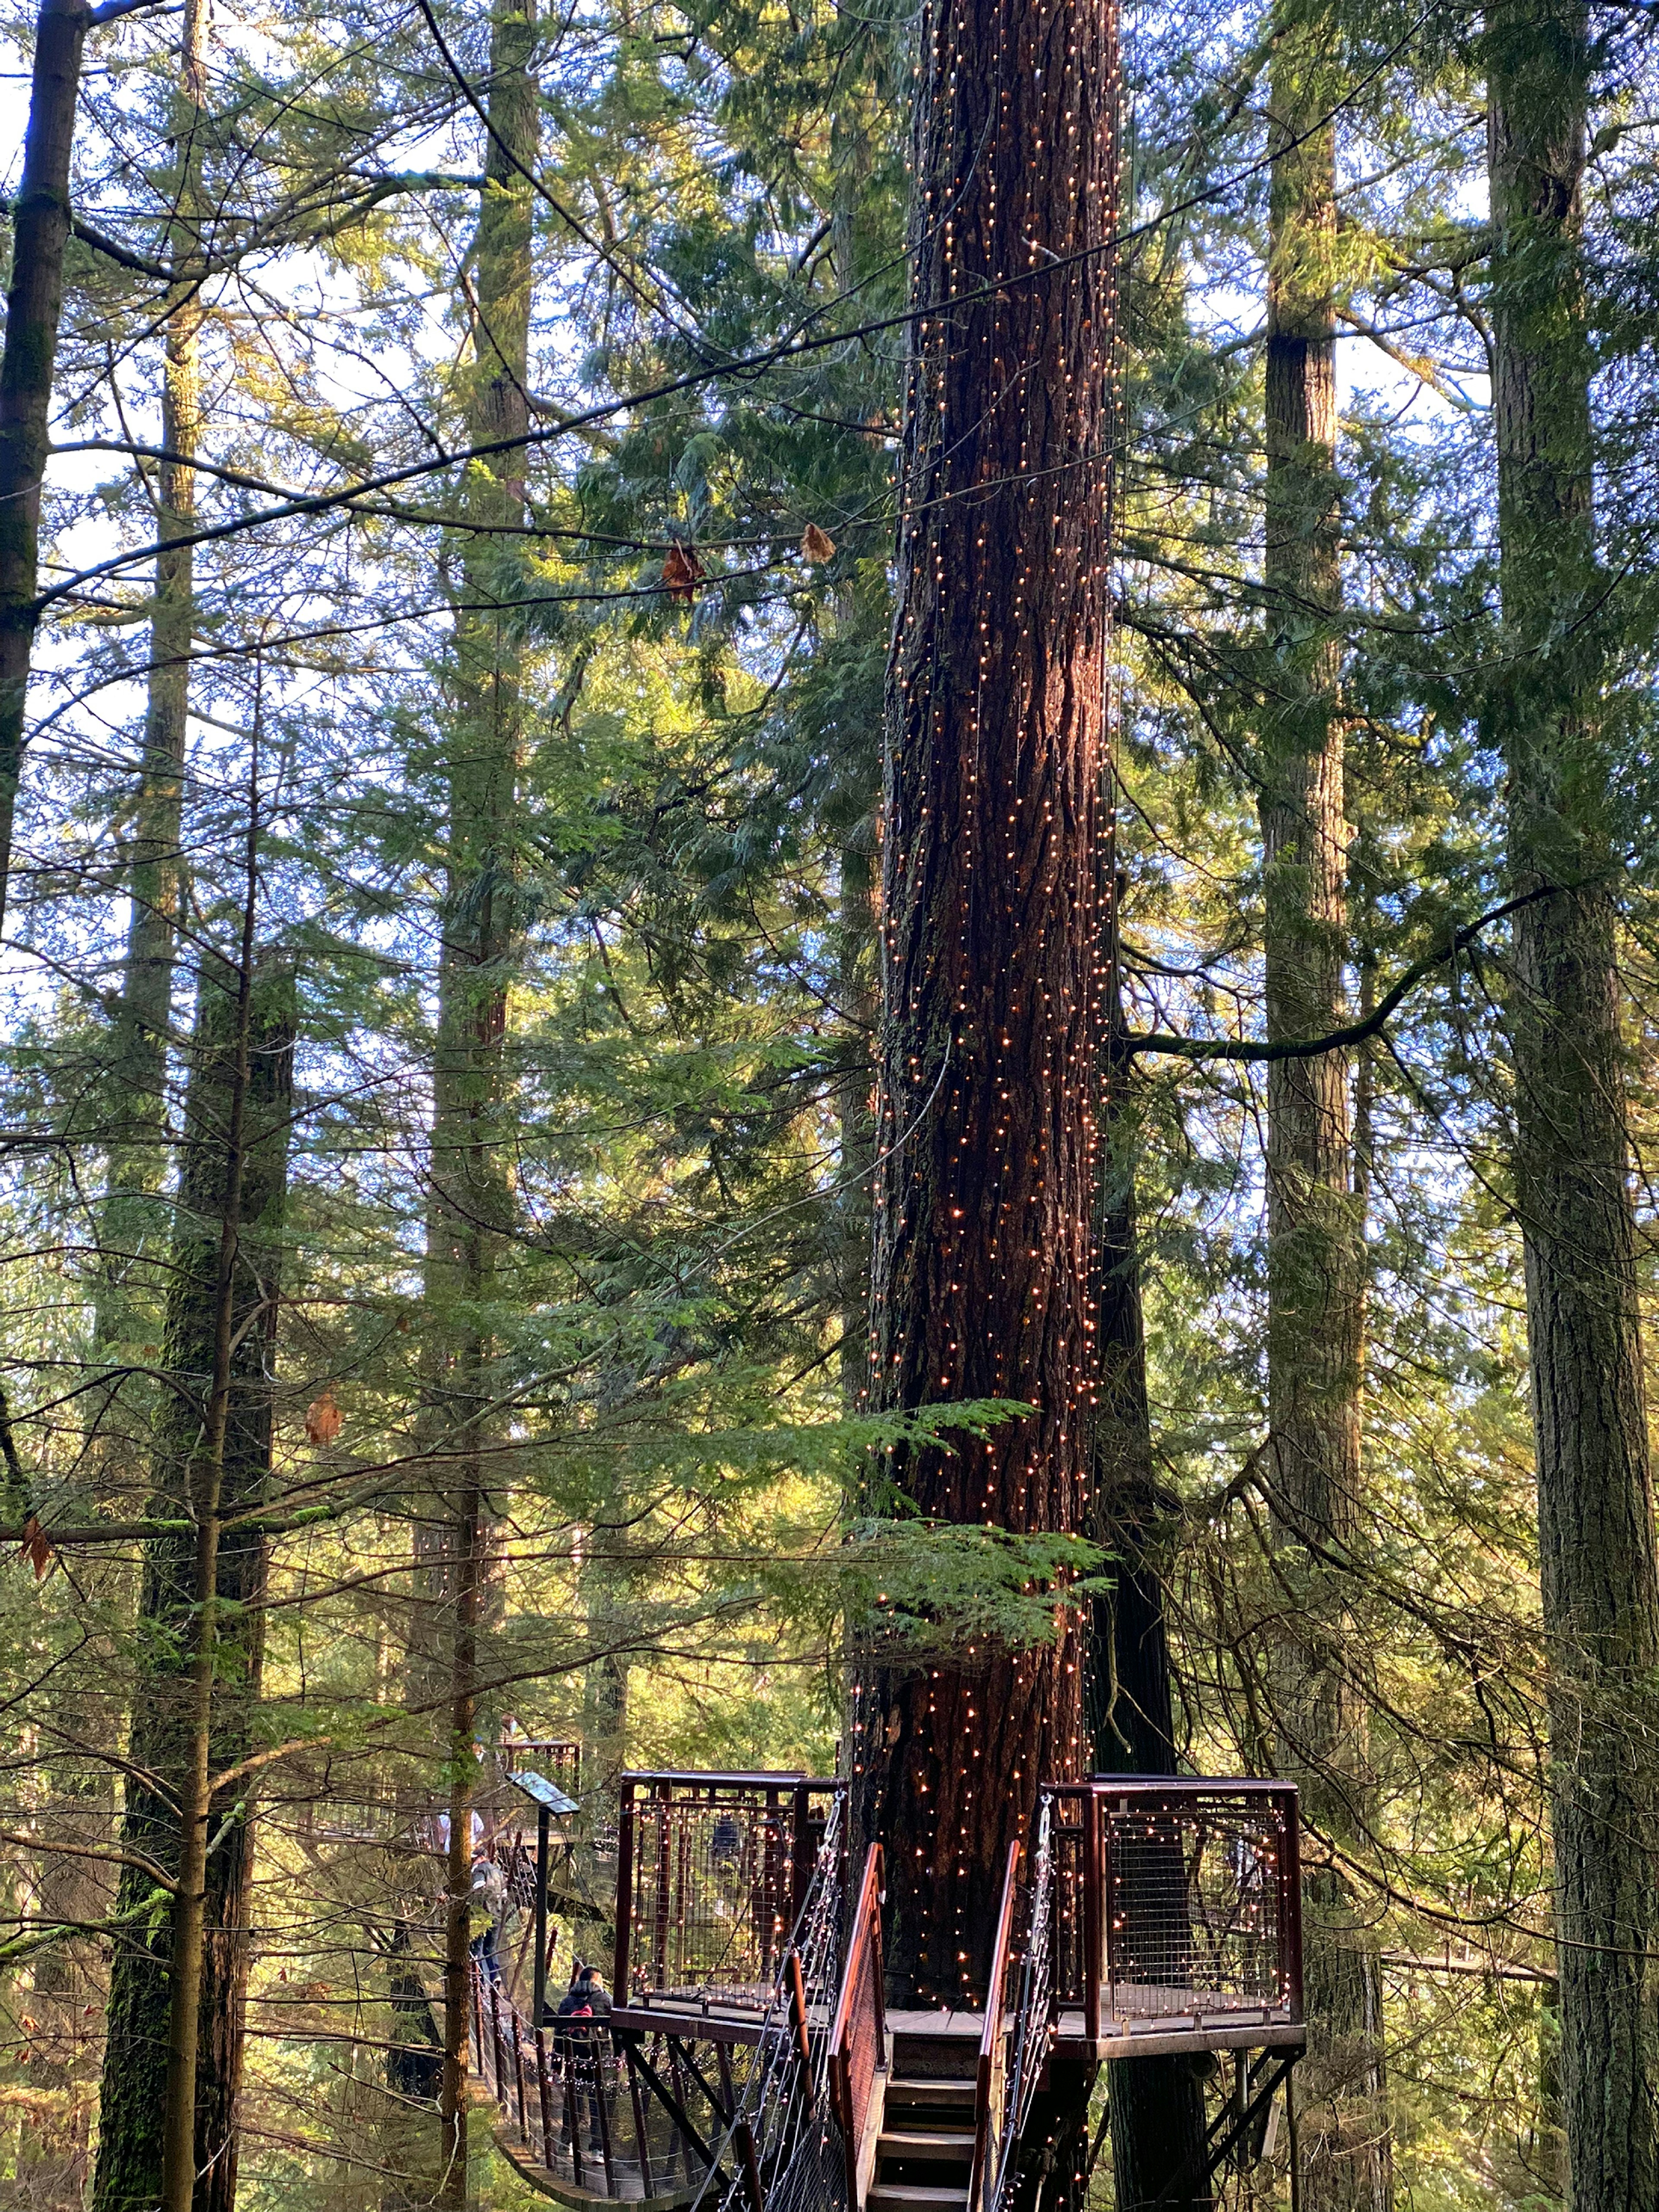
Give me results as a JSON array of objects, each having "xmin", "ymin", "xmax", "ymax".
[{"xmin": 868, "ymin": 2036, "xmax": 979, "ymax": 2212}]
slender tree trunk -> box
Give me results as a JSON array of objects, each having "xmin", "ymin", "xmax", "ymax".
[
  {"xmin": 850, "ymin": 0, "xmax": 1118, "ymax": 2004},
  {"xmin": 102, "ymin": 0, "xmax": 209, "ymax": 1274},
  {"xmin": 1089, "ymin": 956, "xmax": 1210, "ymax": 2212},
  {"xmin": 91, "ymin": 944, "xmax": 296, "ymax": 2212},
  {"xmin": 1259, "ymin": 18, "xmax": 1388, "ymax": 2209},
  {"xmin": 0, "ymin": 0, "xmax": 94, "ymax": 934},
  {"xmin": 420, "ymin": 5, "xmax": 537, "ymax": 2192},
  {"xmin": 1487, "ymin": 6, "xmax": 1659, "ymax": 2201}
]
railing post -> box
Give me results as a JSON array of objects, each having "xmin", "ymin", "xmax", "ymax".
[
  {"xmin": 788, "ymin": 1948, "xmax": 814, "ymax": 2109},
  {"xmin": 594, "ymin": 2034, "xmax": 617, "ymax": 2191},
  {"xmin": 613, "ymin": 1778, "xmax": 636, "ymax": 2000},
  {"xmin": 1083, "ymin": 1790, "xmax": 1102, "ymax": 2044},
  {"xmin": 487, "ymin": 1973, "xmax": 505, "ymax": 2098},
  {"xmin": 736, "ymin": 2118, "xmax": 767, "ymax": 2212},
  {"xmin": 534, "ymin": 1802, "xmax": 550, "ymax": 2028},
  {"xmin": 569, "ymin": 2032, "xmax": 586, "ymax": 2189},
  {"xmin": 790, "ymin": 1779, "xmax": 812, "ymax": 1928},
  {"xmin": 655, "ymin": 1781, "xmax": 673, "ymax": 1990},
  {"xmin": 625, "ymin": 2036, "xmax": 655, "ymax": 2196},
  {"xmin": 536, "ymin": 2025, "xmax": 556, "ymax": 2170},
  {"xmin": 1281, "ymin": 1785, "xmax": 1303, "ymax": 2022},
  {"xmin": 511, "ymin": 2009, "xmax": 530, "ymax": 2138}
]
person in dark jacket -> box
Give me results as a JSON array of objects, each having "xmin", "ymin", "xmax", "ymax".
[{"xmin": 555, "ymin": 1964, "xmax": 609, "ymax": 2151}]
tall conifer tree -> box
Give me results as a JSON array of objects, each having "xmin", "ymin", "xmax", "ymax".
[
  {"xmin": 1259, "ymin": 7, "xmax": 1389, "ymax": 2203},
  {"xmin": 1488, "ymin": 1, "xmax": 1659, "ymax": 2198}
]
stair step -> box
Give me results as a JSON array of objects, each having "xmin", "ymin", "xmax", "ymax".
[
  {"xmin": 889, "ymin": 2035, "xmax": 981, "ymax": 2084},
  {"xmin": 886, "ymin": 2079, "xmax": 978, "ymax": 2108},
  {"xmin": 879, "ymin": 2133, "xmax": 975, "ymax": 2161},
  {"xmin": 868, "ymin": 2189, "xmax": 971, "ymax": 2211}
]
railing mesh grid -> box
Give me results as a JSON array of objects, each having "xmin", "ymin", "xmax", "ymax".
[
  {"xmin": 1104, "ymin": 1792, "xmax": 1291, "ymax": 2018},
  {"xmin": 628, "ymin": 1787, "xmax": 797, "ymax": 2006}
]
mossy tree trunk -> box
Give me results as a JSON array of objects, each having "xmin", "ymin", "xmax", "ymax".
[
  {"xmin": 91, "ymin": 948, "xmax": 296, "ymax": 2212},
  {"xmin": 1487, "ymin": 4, "xmax": 1659, "ymax": 2200},
  {"xmin": 1259, "ymin": 12, "xmax": 1389, "ymax": 2206}
]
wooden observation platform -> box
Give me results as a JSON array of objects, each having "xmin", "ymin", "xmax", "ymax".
[{"xmin": 468, "ymin": 1764, "xmax": 1305, "ymax": 2212}]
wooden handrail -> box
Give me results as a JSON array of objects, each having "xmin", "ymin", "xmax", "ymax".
[
  {"xmin": 970, "ymin": 1843, "xmax": 1021, "ymax": 2212},
  {"xmin": 830, "ymin": 1844, "xmax": 886, "ymax": 2207}
]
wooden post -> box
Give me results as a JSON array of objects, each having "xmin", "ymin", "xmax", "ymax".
[
  {"xmin": 788, "ymin": 1949, "xmax": 814, "ymax": 2110},
  {"xmin": 736, "ymin": 2119, "xmax": 766, "ymax": 2212}
]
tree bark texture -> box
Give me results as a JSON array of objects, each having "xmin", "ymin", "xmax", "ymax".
[
  {"xmin": 850, "ymin": 0, "xmax": 1118, "ymax": 2006},
  {"xmin": 91, "ymin": 952, "xmax": 296, "ymax": 2212},
  {"xmin": 0, "ymin": 0, "xmax": 92, "ymax": 935},
  {"xmin": 1259, "ymin": 21, "xmax": 1389, "ymax": 2210},
  {"xmin": 420, "ymin": 6, "xmax": 537, "ymax": 2195},
  {"xmin": 1488, "ymin": 6, "xmax": 1659, "ymax": 2202}
]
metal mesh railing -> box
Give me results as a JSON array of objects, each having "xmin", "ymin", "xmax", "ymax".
[
  {"xmin": 983, "ymin": 1797, "xmax": 1055, "ymax": 2212},
  {"xmin": 684, "ymin": 1792, "xmax": 849, "ymax": 2212},
  {"xmin": 1050, "ymin": 1792, "xmax": 1090, "ymax": 2008},
  {"xmin": 1103, "ymin": 1787, "xmax": 1298, "ymax": 2022},
  {"xmin": 617, "ymin": 1774, "xmax": 833, "ymax": 2011}
]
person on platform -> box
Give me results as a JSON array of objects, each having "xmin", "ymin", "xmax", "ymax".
[{"xmin": 555, "ymin": 1963, "xmax": 609, "ymax": 2152}]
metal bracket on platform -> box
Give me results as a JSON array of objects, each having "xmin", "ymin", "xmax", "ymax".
[{"xmin": 1140, "ymin": 2050, "xmax": 1299, "ymax": 2209}]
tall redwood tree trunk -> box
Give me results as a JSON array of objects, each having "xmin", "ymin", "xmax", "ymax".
[{"xmin": 850, "ymin": 0, "xmax": 1119, "ymax": 2005}]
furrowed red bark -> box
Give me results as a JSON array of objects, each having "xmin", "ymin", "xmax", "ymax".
[
  {"xmin": 850, "ymin": 0, "xmax": 1119, "ymax": 2003},
  {"xmin": 1487, "ymin": 3, "xmax": 1659, "ymax": 2200},
  {"xmin": 1259, "ymin": 13, "xmax": 1389, "ymax": 2205},
  {"xmin": 0, "ymin": 0, "xmax": 93, "ymax": 935},
  {"xmin": 91, "ymin": 947, "xmax": 296, "ymax": 2212}
]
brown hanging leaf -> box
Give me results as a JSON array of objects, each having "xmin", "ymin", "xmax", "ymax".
[
  {"xmin": 19, "ymin": 1516, "xmax": 52, "ymax": 1583},
  {"xmin": 661, "ymin": 540, "xmax": 706, "ymax": 604},
  {"xmin": 305, "ymin": 1389, "xmax": 343, "ymax": 1447},
  {"xmin": 801, "ymin": 522, "xmax": 836, "ymax": 565}
]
